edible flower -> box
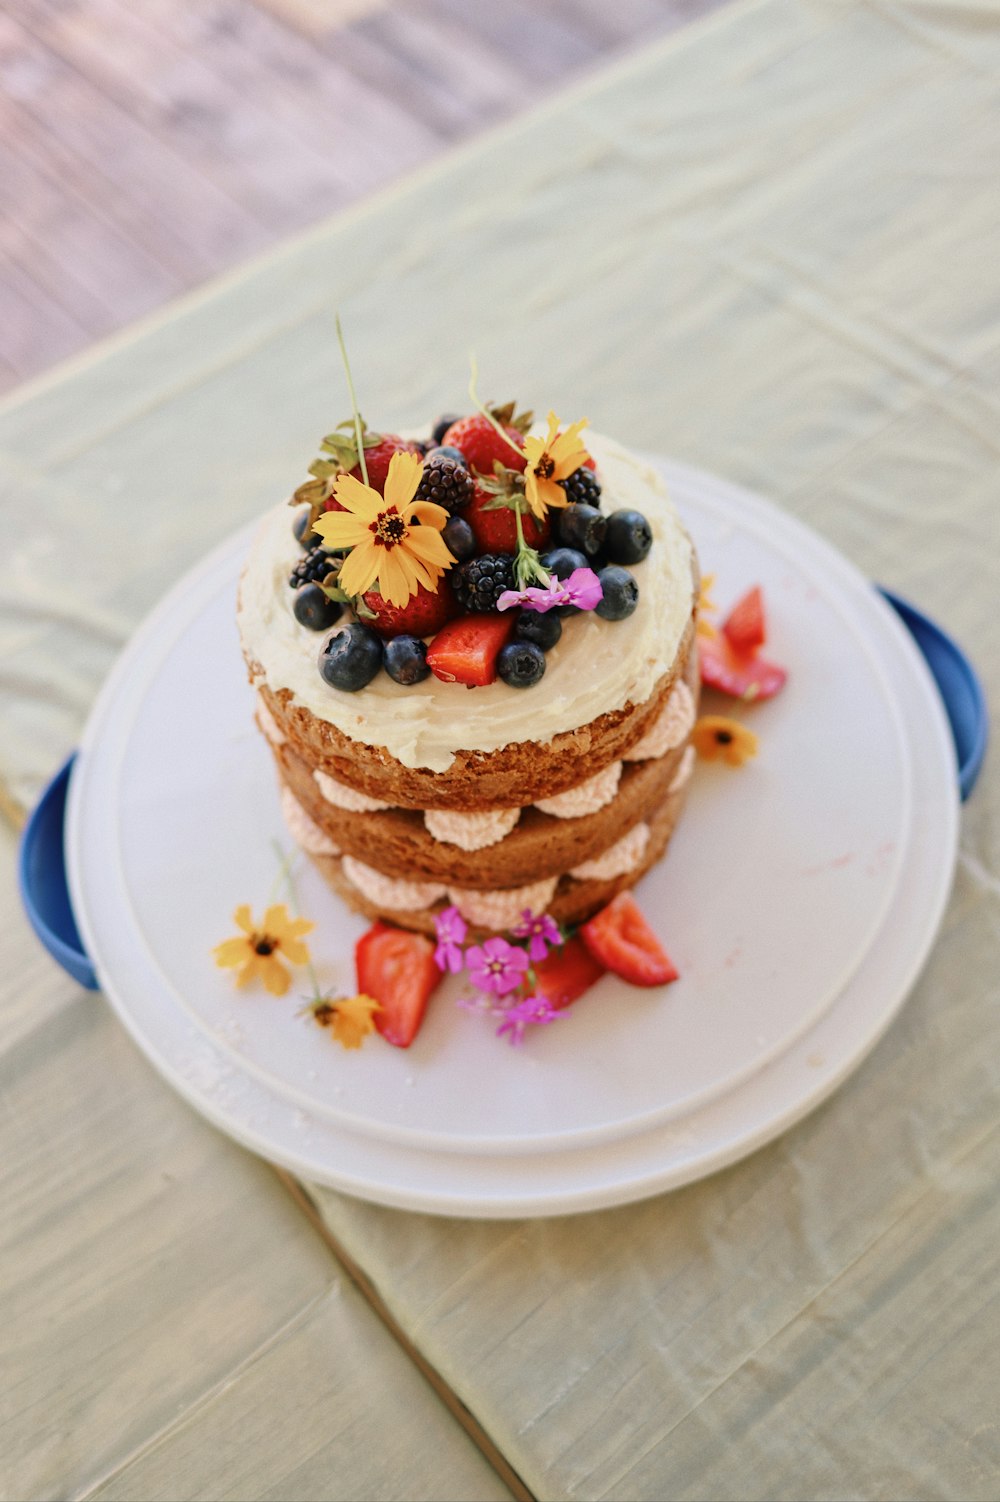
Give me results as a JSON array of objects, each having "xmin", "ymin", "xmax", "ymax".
[
  {"xmin": 213, "ymin": 903, "xmax": 314, "ymax": 996},
  {"xmin": 306, "ymin": 993, "xmax": 382, "ymax": 1050},
  {"xmin": 691, "ymin": 715, "xmax": 759, "ymax": 767},
  {"xmin": 696, "ymin": 572, "xmax": 719, "ymax": 640},
  {"xmin": 495, "ymin": 993, "xmax": 563, "ymax": 1047},
  {"xmin": 433, "ymin": 905, "xmax": 468, "ymax": 974},
  {"xmin": 522, "ymin": 411, "xmax": 591, "ymax": 519},
  {"xmin": 511, "ymin": 909, "xmax": 562, "ymax": 962},
  {"xmin": 466, "ymin": 935, "xmax": 530, "ymax": 997},
  {"xmin": 314, "ymin": 451, "xmax": 455, "ymax": 608},
  {"xmin": 497, "ymin": 566, "xmax": 603, "ymax": 615}
]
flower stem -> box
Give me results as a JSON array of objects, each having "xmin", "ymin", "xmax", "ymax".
[
  {"xmin": 336, "ymin": 312, "xmax": 370, "ymax": 488},
  {"xmin": 513, "ymin": 503, "xmax": 550, "ymax": 590},
  {"xmin": 468, "ymin": 353, "xmax": 528, "ymax": 462}
]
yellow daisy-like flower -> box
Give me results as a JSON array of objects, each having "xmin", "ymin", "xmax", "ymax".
[
  {"xmin": 522, "ymin": 411, "xmax": 591, "ymax": 520},
  {"xmin": 310, "ymin": 993, "xmax": 382, "ymax": 1050},
  {"xmin": 313, "ymin": 451, "xmax": 455, "ymax": 608},
  {"xmin": 696, "ymin": 572, "xmax": 719, "ymax": 640},
  {"xmin": 213, "ymin": 903, "xmax": 315, "ymax": 996},
  {"xmin": 691, "ymin": 715, "xmax": 759, "ymax": 767}
]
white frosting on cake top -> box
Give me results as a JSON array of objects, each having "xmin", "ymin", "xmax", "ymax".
[{"xmin": 237, "ymin": 431, "xmax": 693, "ymax": 774}]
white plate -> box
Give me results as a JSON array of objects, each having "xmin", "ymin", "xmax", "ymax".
[{"xmin": 67, "ymin": 460, "xmax": 957, "ymax": 1216}]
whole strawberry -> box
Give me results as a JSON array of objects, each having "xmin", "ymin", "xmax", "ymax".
[
  {"xmin": 362, "ymin": 578, "xmax": 458, "ymax": 640},
  {"xmin": 442, "ymin": 415, "xmax": 528, "ymax": 477},
  {"xmin": 466, "ymin": 483, "xmax": 551, "ymax": 554}
]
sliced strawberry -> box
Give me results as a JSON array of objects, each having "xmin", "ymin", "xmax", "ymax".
[
  {"xmin": 534, "ymin": 936, "xmax": 606, "ymax": 1010},
  {"xmin": 363, "ymin": 578, "xmax": 458, "ymax": 640},
  {"xmin": 355, "ymin": 921, "xmax": 441, "ymax": 1048},
  {"xmin": 700, "ymin": 633, "xmax": 787, "ymax": 701},
  {"xmin": 722, "ymin": 585, "xmax": 766, "ymax": 653},
  {"xmin": 442, "ymin": 415, "xmax": 527, "ymax": 476},
  {"xmin": 580, "ymin": 894, "xmax": 679, "ymax": 988},
  {"xmin": 466, "ymin": 484, "xmax": 551, "ymax": 554},
  {"xmin": 426, "ymin": 613, "xmax": 516, "ymax": 686}
]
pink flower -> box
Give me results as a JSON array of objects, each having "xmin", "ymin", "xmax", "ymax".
[
  {"xmin": 511, "ymin": 909, "xmax": 562, "ymax": 963},
  {"xmin": 495, "ymin": 994, "xmax": 563, "ymax": 1046},
  {"xmin": 433, "ymin": 905, "xmax": 467, "ymax": 974},
  {"xmin": 497, "ymin": 567, "xmax": 603, "ymax": 615},
  {"xmin": 466, "ymin": 936, "xmax": 529, "ymax": 996}
]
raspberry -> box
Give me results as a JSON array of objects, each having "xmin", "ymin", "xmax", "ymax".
[
  {"xmin": 559, "ymin": 466, "xmax": 602, "ymax": 508},
  {"xmin": 415, "ymin": 457, "xmax": 474, "ymax": 513},
  {"xmin": 289, "ymin": 547, "xmax": 337, "ymax": 590},
  {"xmin": 453, "ymin": 553, "xmax": 516, "ymax": 613}
]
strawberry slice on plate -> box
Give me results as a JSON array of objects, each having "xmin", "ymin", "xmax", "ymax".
[
  {"xmin": 722, "ymin": 585, "xmax": 766, "ymax": 653},
  {"xmin": 700, "ymin": 632, "xmax": 787, "ymax": 701},
  {"xmin": 355, "ymin": 922, "xmax": 441, "ymax": 1048},
  {"xmin": 534, "ymin": 935, "xmax": 607, "ymax": 1009},
  {"xmin": 580, "ymin": 894, "xmax": 679, "ymax": 988},
  {"xmin": 426, "ymin": 613, "xmax": 516, "ymax": 686}
]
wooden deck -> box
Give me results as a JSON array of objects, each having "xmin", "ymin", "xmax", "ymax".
[{"xmin": 0, "ymin": 0, "xmax": 726, "ymax": 394}]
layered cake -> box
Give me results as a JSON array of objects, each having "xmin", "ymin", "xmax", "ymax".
[{"xmin": 238, "ymin": 403, "xmax": 699, "ymax": 937}]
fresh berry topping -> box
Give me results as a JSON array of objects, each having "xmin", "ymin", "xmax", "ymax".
[
  {"xmin": 293, "ymin": 508, "xmax": 322, "ymax": 550},
  {"xmin": 604, "ymin": 509, "xmax": 652, "ymax": 565},
  {"xmin": 559, "ymin": 465, "xmax": 602, "ymax": 508},
  {"xmin": 442, "ymin": 415, "xmax": 528, "ymax": 476},
  {"xmin": 342, "ymin": 434, "xmax": 420, "ymax": 499},
  {"xmin": 453, "ymin": 552, "xmax": 516, "ymax": 613},
  {"xmin": 362, "ymin": 578, "xmax": 457, "ymax": 640},
  {"xmin": 497, "ymin": 639, "xmax": 546, "ymax": 688},
  {"xmin": 383, "ymin": 634, "xmax": 431, "ymax": 685},
  {"xmin": 442, "ymin": 516, "xmax": 476, "ymax": 561},
  {"xmin": 555, "ymin": 503, "xmax": 606, "ymax": 557},
  {"xmin": 426, "ymin": 444, "xmax": 467, "ymax": 467},
  {"xmin": 355, "ymin": 922, "xmax": 441, "ymax": 1048},
  {"xmin": 318, "ymin": 623, "xmax": 383, "ymax": 692},
  {"xmin": 534, "ymin": 935, "xmax": 606, "ymax": 1009},
  {"xmin": 467, "ymin": 485, "xmax": 551, "ymax": 554},
  {"xmin": 541, "ymin": 546, "xmax": 589, "ymax": 580},
  {"xmin": 431, "ymin": 414, "xmax": 462, "ymax": 446},
  {"xmin": 426, "ymin": 613, "xmax": 516, "ymax": 687},
  {"xmin": 415, "ymin": 456, "xmax": 474, "ymax": 513},
  {"xmin": 514, "ymin": 610, "xmax": 562, "ymax": 651},
  {"xmin": 594, "ymin": 565, "xmax": 639, "ymax": 621},
  {"xmin": 290, "ymin": 545, "xmax": 338, "ymax": 590},
  {"xmin": 580, "ymin": 894, "xmax": 679, "ymax": 987},
  {"xmin": 294, "ymin": 584, "xmax": 343, "ymax": 631},
  {"xmin": 699, "ymin": 634, "xmax": 787, "ymax": 700},
  {"xmin": 721, "ymin": 585, "xmax": 766, "ymax": 653}
]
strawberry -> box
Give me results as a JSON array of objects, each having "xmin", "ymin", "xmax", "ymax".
[
  {"xmin": 355, "ymin": 922, "xmax": 441, "ymax": 1048},
  {"xmin": 426, "ymin": 613, "xmax": 516, "ymax": 686},
  {"xmin": 722, "ymin": 585, "xmax": 766, "ymax": 653},
  {"xmin": 699, "ymin": 633, "xmax": 787, "ymax": 701},
  {"xmin": 466, "ymin": 484, "xmax": 551, "ymax": 554},
  {"xmin": 322, "ymin": 435, "xmax": 421, "ymax": 510},
  {"xmin": 362, "ymin": 578, "xmax": 457, "ymax": 640},
  {"xmin": 442, "ymin": 415, "xmax": 528, "ymax": 477},
  {"xmin": 534, "ymin": 936, "xmax": 606, "ymax": 1010},
  {"xmin": 580, "ymin": 894, "xmax": 679, "ymax": 988}
]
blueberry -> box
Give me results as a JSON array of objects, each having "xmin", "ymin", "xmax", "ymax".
[
  {"xmin": 514, "ymin": 611, "xmax": 563, "ymax": 651},
  {"xmin": 605, "ymin": 509, "xmax": 652, "ymax": 565},
  {"xmin": 294, "ymin": 583, "xmax": 343, "ymax": 631},
  {"xmin": 540, "ymin": 547, "xmax": 589, "ymax": 581},
  {"xmin": 595, "ymin": 565, "xmax": 639, "ymax": 621},
  {"xmin": 383, "ymin": 634, "xmax": 430, "ymax": 685},
  {"xmin": 318, "ymin": 623, "xmax": 383, "ymax": 692},
  {"xmin": 431, "ymin": 415, "xmax": 461, "ymax": 446},
  {"xmin": 293, "ymin": 508, "xmax": 322, "ymax": 550},
  {"xmin": 425, "ymin": 445, "xmax": 467, "ymax": 468},
  {"xmin": 442, "ymin": 516, "xmax": 476, "ymax": 561},
  {"xmin": 497, "ymin": 640, "xmax": 546, "ymax": 688},
  {"xmin": 555, "ymin": 503, "xmax": 606, "ymax": 558}
]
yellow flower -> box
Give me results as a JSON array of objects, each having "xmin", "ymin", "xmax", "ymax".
[
  {"xmin": 309, "ymin": 993, "xmax": 382, "ymax": 1050},
  {"xmin": 696, "ymin": 572, "xmax": 718, "ymax": 640},
  {"xmin": 522, "ymin": 411, "xmax": 590, "ymax": 520},
  {"xmin": 213, "ymin": 903, "xmax": 315, "ymax": 996},
  {"xmin": 313, "ymin": 451, "xmax": 455, "ymax": 608},
  {"xmin": 691, "ymin": 716, "xmax": 759, "ymax": 767}
]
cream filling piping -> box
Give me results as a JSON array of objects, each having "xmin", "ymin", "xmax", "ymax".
[
  {"xmin": 280, "ymin": 785, "xmax": 338, "ymax": 856},
  {"xmin": 570, "ymin": 823, "xmax": 650, "ymax": 881},
  {"xmin": 534, "ymin": 761, "xmax": 622, "ymax": 819},
  {"xmin": 423, "ymin": 807, "xmax": 521, "ymax": 850}
]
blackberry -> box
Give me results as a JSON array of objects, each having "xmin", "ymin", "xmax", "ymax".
[
  {"xmin": 415, "ymin": 456, "xmax": 474, "ymax": 513},
  {"xmin": 559, "ymin": 465, "xmax": 602, "ymax": 509},
  {"xmin": 453, "ymin": 552, "xmax": 516, "ymax": 613},
  {"xmin": 289, "ymin": 546, "xmax": 337, "ymax": 590}
]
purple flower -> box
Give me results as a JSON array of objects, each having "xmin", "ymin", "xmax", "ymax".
[
  {"xmin": 511, "ymin": 908, "xmax": 562, "ymax": 963},
  {"xmin": 466, "ymin": 936, "xmax": 529, "ymax": 996},
  {"xmin": 495, "ymin": 994, "xmax": 563, "ymax": 1047},
  {"xmin": 497, "ymin": 567, "xmax": 603, "ymax": 616},
  {"xmin": 433, "ymin": 905, "xmax": 467, "ymax": 974}
]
